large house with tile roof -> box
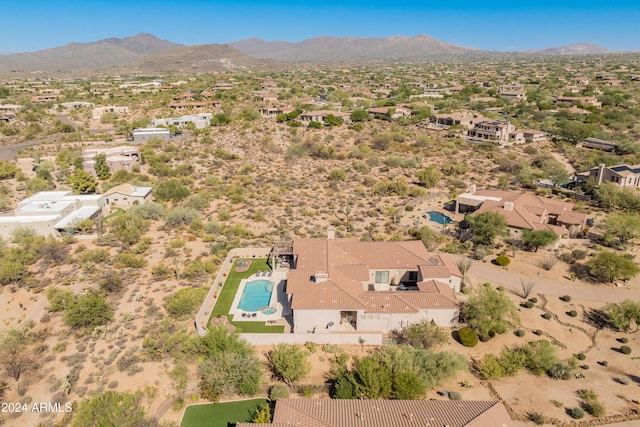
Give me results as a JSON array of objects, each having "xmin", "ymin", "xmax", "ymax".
[
  {"xmin": 282, "ymin": 230, "xmax": 462, "ymax": 333},
  {"xmin": 238, "ymin": 398, "xmax": 513, "ymax": 427},
  {"xmin": 576, "ymin": 163, "xmax": 640, "ymax": 189},
  {"xmin": 455, "ymin": 188, "xmax": 587, "ymax": 237}
]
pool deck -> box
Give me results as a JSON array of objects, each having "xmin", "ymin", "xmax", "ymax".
[{"xmin": 230, "ymin": 271, "xmax": 290, "ymax": 322}]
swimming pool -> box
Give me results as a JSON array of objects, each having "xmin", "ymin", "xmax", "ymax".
[
  {"xmin": 238, "ymin": 280, "xmax": 274, "ymax": 312},
  {"xmin": 425, "ymin": 211, "xmax": 452, "ymax": 225}
]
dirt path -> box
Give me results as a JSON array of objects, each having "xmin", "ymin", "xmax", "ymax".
[{"xmin": 469, "ymin": 260, "xmax": 640, "ymax": 303}]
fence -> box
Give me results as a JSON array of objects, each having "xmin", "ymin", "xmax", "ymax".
[
  {"xmin": 195, "ymin": 247, "xmax": 271, "ymax": 336},
  {"xmin": 240, "ymin": 333, "xmax": 382, "ymax": 346}
]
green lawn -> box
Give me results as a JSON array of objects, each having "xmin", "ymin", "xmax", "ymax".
[
  {"xmin": 208, "ymin": 258, "xmax": 284, "ymax": 333},
  {"xmin": 181, "ymin": 399, "xmax": 268, "ymax": 427}
]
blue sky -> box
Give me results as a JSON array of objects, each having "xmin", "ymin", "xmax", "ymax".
[{"xmin": 2, "ymin": 0, "xmax": 639, "ymax": 53}]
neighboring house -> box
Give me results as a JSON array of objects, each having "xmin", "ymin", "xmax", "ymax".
[
  {"xmin": 576, "ymin": 164, "xmax": 640, "ymax": 188},
  {"xmin": 103, "ymin": 184, "xmax": 153, "ymax": 208},
  {"xmin": 299, "ymin": 110, "xmax": 350, "ymax": 126},
  {"xmin": 500, "ymin": 90, "xmax": 526, "ymax": 102},
  {"xmin": 431, "ymin": 111, "xmax": 487, "ymax": 129},
  {"xmin": 522, "ymin": 129, "xmax": 547, "ymax": 142},
  {"xmin": 554, "ymin": 96, "xmax": 602, "ymax": 108},
  {"xmin": 92, "ymin": 106, "xmax": 129, "ymax": 119},
  {"xmin": 259, "ymin": 105, "xmax": 295, "ymax": 118},
  {"xmin": 0, "ymin": 191, "xmax": 105, "ymax": 238},
  {"xmin": 61, "ymin": 101, "xmax": 95, "ymax": 109},
  {"xmin": 0, "ymin": 104, "xmax": 24, "ymax": 113},
  {"xmin": 152, "ymin": 113, "xmax": 212, "ymax": 129},
  {"xmin": 578, "ymin": 137, "xmax": 617, "ymax": 152},
  {"xmin": 238, "ymin": 398, "xmax": 513, "ymax": 427},
  {"xmin": 455, "ymin": 188, "xmax": 586, "ymax": 236},
  {"xmin": 81, "ymin": 146, "xmax": 140, "ymax": 176},
  {"xmin": 168, "ymin": 101, "xmax": 221, "ymax": 113},
  {"xmin": 468, "ymin": 120, "xmax": 515, "ymax": 143},
  {"xmin": 280, "ymin": 230, "xmax": 462, "ymax": 334},
  {"xmin": 368, "ymin": 106, "xmax": 412, "ymax": 120},
  {"xmin": 132, "ymin": 128, "xmax": 171, "ymax": 143},
  {"xmin": 31, "ymin": 95, "xmax": 57, "ymax": 103}
]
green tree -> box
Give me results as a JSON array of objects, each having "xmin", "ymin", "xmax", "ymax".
[
  {"xmin": 398, "ymin": 320, "xmax": 448, "ymax": 349},
  {"xmin": 93, "ymin": 153, "xmax": 111, "ymax": 180},
  {"xmin": 165, "ymin": 287, "xmax": 209, "ymax": 319},
  {"xmin": 0, "ymin": 161, "xmax": 18, "ymax": 180},
  {"xmin": 350, "ymin": 109, "xmax": 370, "ymax": 122},
  {"xmin": 416, "ymin": 166, "xmax": 441, "ymax": 188},
  {"xmin": 63, "ymin": 290, "xmax": 113, "ymax": 330},
  {"xmin": 461, "ymin": 284, "xmax": 520, "ymax": 339},
  {"xmin": 323, "ymin": 114, "xmax": 343, "ymax": 127},
  {"xmin": 251, "ymin": 403, "xmax": 272, "ymax": 423},
  {"xmin": 197, "ymin": 326, "xmax": 263, "ymax": 400},
  {"xmin": 0, "ymin": 328, "xmax": 38, "ymax": 381},
  {"xmin": 68, "ymin": 168, "xmax": 98, "ymax": 194},
  {"xmin": 109, "ymin": 213, "xmax": 149, "ymax": 246},
  {"xmin": 391, "ymin": 371, "xmax": 426, "ymax": 399},
  {"xmin": 45, "ymin": 287, "xmax": 75, "ymax": 312},
  {"xmin": 71, "ymin": 391, "xmax": 154, "ymax": 427},
  {"xmin": 522, "ymin": 229, "xmax": 558, "ymax": 252},
  {"xmin": 606, "ymin": 299, "xmax": 640, "ymax": 332},
  {"xmin": 352, "ymin": 357, "xmax": 392, "ymax": 399},
  {"xmin": 587, "ymin": 251, "xmax": 640, "ymax": 283},
  {"xmin": 603, "ymin": 212, "xmax": 640, "ymax": 245},
  {"xmin": 154, "ymin": 178, "xmax": 191, "ymax": 203},
  {"xmin": 267, "ymin": 344, "xmax": 311, "ymax": 386},
  {"xmin": 466, "ymin": 211, "xmax": 508, "ymax": 246},
  {"xmin": 211, "ymin": 113, "xmax": 231, "ymax": 126}
]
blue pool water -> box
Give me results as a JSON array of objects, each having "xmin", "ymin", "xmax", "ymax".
[
  {"xmin": 238, "ymin": 280, "xmax": 274, "ymax": 312},
  {"xmin": 426, "ymin": 211, "xmax": 452, "ymax": 225}
]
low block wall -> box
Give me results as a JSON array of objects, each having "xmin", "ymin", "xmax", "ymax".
[{"xmin": 240, "ymin": 333, "xmax": 382, "ymax": 346}]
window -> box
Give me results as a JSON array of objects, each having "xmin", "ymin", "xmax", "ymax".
[
  {"xmin": 375, "ymin": 271, "xmax": 389, "ymax": 284},
  {"xmin": 408, "ymin": 271, "xmax": 418, "ymax": 282}
]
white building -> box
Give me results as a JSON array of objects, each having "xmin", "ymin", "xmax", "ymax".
[
  {"xmin": 132, "ymin": 127, "xmax": 171, "ymax": 143},
  {"xmin": 282, "ymin": 231, "xmax": 462, "ymax": 334},
  {"xmin": 0, "ymin": 191, "xmax": 106, "ymax": 238},
  {"xmin": 152, "ymin": 113, "xmax": 212, "ymax": 129}
]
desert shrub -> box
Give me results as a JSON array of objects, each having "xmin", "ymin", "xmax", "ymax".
[
  {"xmin": 46, "ymin": 287, "xmax": 75, "ymax": 312},
  {"xmin": 581, "ymin": 364, "xmax": 589, "ymax": 370},
  {"xmin": 533, "ymin": 329, "xmax": 543, "ymax": 335},
  {"xmin": 524, "ymin": 301, "xmax": 534, "ymax": 309},
  {"xmin": 269, "ymin": 384, "xmax": 290, "ymax": 401},
  {"xmin": 542, "ymin": 313, "xmax": 552, "ymax": 320},
  {"xmin": 561, "ymin": 295, "xmax": 571, "ymax": 302},
  {"xmin": 570, "ymin": 407, "xmax": 584, "ymax": 419},
  {"xmin": 165, "ymin": 287, "xmax": 209, "ymax": 319},
  {"xmin": 152, "ymin": 264, "xmax": 173, "ymax": 279},
  {"xmin": 529, "ymin": 297, "xmax": 538, "ymax": 303},
  {"xmin": 128, "ymin": 202, "xmax": 165, "ymax": 220},
  {"xmin": 568, "ymin": 310, "xmax": 578, "ymax": 317},
  {"xmin": 576, "ymin": 353, "xmax": 586, "ymax": 361},
  {"xmin": 457, "ymin": 327, "xmax": 479, "ymax": 347},
  {"xmin": 571, "ymin": 249, "xmax": 587, "ymax": 261},
  {"xmin": 114, "ymin": 252, "xmax": 147, "ymax": 268},
  {"xmin": 620, "ymin": 345, "xmax": 632, "ymax": 354},
  {"xmin": 600, "ymin": 360, "xmax": 608, "ymax": 366},
  {"xmin": 165, "ymin": 206, "xmax": 200, "ymax": 227},
  {"xmin": 578, "ymin": 389, "xmax": 598, "ymax": 401},
  {"xmin": 77, "ymin": 248, "xmax": 110, "ymax": 264},
  {"xmin": 584, "ymin": 400, "xmax": 606, "ymax": 417},
  {"xmin": 618, "ymin": 337, "xmax": 629, "ymax": 344},
  {"xmin": 515, "ymin": 330, "xmax": 525, "ymax": 337},
  {"xmin": 495, "ymin": 255, "xmax": 510, "ymax": 266},
  {"xmin": 521, "ymin": 340, "xmax": 558, "ymax": 376},
  {"xmin": 529, "ymin": 412, "xmax": 544, "ymax": 425},
  {"xmin": 448, "ymin": 391, "xmax": 462, "ymax": 400},
  {"xmin": 548, "ymin": 362, "xmax": 572, "ymax": 380}
]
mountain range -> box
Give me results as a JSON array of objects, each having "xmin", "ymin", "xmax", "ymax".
[{"xmin": 0, "ymin": 33, "xmax": 616, "ymax": 74}]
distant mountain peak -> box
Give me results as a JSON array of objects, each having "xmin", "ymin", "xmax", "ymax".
[{"xmin": 527, "ymin": 42, "xmax": 611, "ymax": 55}]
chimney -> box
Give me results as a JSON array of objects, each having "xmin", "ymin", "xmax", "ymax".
[
  {"xmin": 504, "ymin": 201, "xmax": 514, "ymax": 211},
  {"xmin": 327, "ymin": 226, "xmax": 335, "ymax": 239},
  {"xmin": 469, "ymin": 184, "xmax": 476, "ymax": 194},
  {"xmin": 314, "ymin": 271, "xmax": 329, "ymax": 283},
  {"xmin": 597, "ymin": 163, "xmax": 605, "ymax": 185}
]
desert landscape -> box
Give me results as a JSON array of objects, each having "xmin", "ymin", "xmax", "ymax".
[{"xmin": 0, "ymin": 31, "xmax": 639, "ymax": 427}]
